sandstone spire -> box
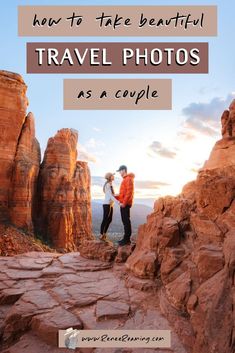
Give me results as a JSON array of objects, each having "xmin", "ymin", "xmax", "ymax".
[
  {"xmin": 0, "ymin": 71, "xmax": 92, "ymax": 250},
  {"xmin": 36, "ymin": 129, "xmax": 92, "ymax": 250}
]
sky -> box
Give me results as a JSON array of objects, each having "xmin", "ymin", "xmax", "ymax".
[{"xmin": 1, "ymin": 0, "xmax": 235, "ymax": 206}]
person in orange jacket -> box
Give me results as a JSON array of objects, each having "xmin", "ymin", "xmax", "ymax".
[{"xmin": 115, "ymin": 165, "xmax": 135, "ymax": 246}]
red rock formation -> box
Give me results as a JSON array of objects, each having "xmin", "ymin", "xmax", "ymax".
[
  {"xmin": 204, "ymin": 100, "xmax": 235, "ymax": 170},
  {"xmin": 0, "ymin": 71, "xmax": 28, "ymax": 222},
  {"xmin": 79, "ymin": 239, "xmax": 117, "ymax": 262},
  {"xmin": 0, "ymin": 71, "xmax": 40, "ymax": 231},
  {"xmin": 9, "ymin": 112, "xmax": 41, "ymax": 230},
  {"xmin": 37, "ymin": 129, "xmax": 92, "ymax": 251},
  {"xmin": 72, "ymin": 161, "xmax": 92, "ymax": 246},
  {"xmin": 126, "ymin": 100, "xmax": 235, "ymax": 353},
  {"xmin": 0, "ymin": 71, "xmax": 92, "ymax": 252}
]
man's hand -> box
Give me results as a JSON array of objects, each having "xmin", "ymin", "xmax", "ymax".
[{"xmin": 120, "ymin": 203, "xmax": 125, "ymax": 208}]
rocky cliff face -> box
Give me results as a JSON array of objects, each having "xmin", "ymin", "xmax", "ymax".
[
  {"xmin": 36, "ymin": 129, "xmax": 92, "ymax": 251},
  {"xmin": 9, "ymin": 112, "xmax": 41, "ymax": 231},
  {"xmin": 126, "ymin": 101, "xmax": 235, "ymax": 353},
  {"xmin": 0, "ymin": 71, "xmax": 27, "ymax": 222},
  {"xmin": 0, "ymin": 71, "xmax": 91, "ymax": 251}
]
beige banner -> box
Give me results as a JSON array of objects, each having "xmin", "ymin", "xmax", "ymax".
[
  {"xmin": 63, "ymin": 79, "xmax": 172, "ymax": 110},
  {"xmin": 58, "ymin": 329, "xmax": 171, "ymax": 348},
  {"xmin": 18, "ymin": 6, "xmax": 217, "ymax": 37}
]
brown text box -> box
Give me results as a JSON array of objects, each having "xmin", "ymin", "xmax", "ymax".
[
  {"xmin": 63, "ymin": 79, "xmax": 172, "ymax": 110},
  {"xmin": 27, "ymin": 42, "xmax": 208, "ymax": 74},
  {"xmin": 18, "ymin": 6, "xmax": 217, "ymax": 37}
]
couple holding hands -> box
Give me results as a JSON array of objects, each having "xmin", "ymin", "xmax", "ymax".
[{"xmin": 100, "ymin": 165, "xmax": 135, "ymax": 246}]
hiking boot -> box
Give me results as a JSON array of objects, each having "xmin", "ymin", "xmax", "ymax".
[
  {"xmin": 118, "ymin": 238, "xmax": 131, "ymax": 246},
  {"xmin": 105, "ymin": 238, "xmax": 113, "ymax": 246},
  {"xmin": 99, "ymin": 234, "xmax": 107, "ymax": 241},
  {"xmin": 100, "ymin": 234, "xmax": 113, "ymax": 245}
]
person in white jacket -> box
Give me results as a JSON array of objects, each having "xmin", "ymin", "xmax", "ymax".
[{"xmin": 100, "ymin": 172, "xmax": 120, "ymax": 242}]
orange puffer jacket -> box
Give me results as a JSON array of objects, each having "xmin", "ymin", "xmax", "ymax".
[{"xmin": 116, "ymin": 173, "xmax": 135, "ymax": 207}]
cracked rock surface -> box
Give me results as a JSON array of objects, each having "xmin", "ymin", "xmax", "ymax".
[{"xmin": 0, "ymin": 251, "xmax": 186, "ymax": 353}]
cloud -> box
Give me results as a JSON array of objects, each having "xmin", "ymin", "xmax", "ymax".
[
  {"xmin": 177, "ymin": 130, "xmax": 196, "ymax": 141},
  {"xmin": 198, "ymin": 86, "xmax": 219, "ymax": 95},
  {"xmin": 78, "ymin": 144, "xmax": 97, "ymax": 163},
  {"xmin": 134, "ymin": 190, "xmax": 161, "ymax": 198},
  {"xmin": 184, "ymin": 118, "xmax": 219, "ymax": 136},
  {"xmin": 135, "ymin": 180, "xmax": 170, "ymax": 189},
  {"xmin": 92, "ymin": 176, "xmax": 170, "ymax": 190},
  {"xmin": 92, "ymin": 127, "xmax": 101, "ymax": 132},
  {"xmin": 180, "ymin": 94, "xmax": 235, "ymax": 137},
  {"xmin": 78, "ymin": 138, "xmax": 105, "ymax": 162},
  {"xmin": 147, "ymin": 141, "xmax": 177, "ymax": 159},
  {"xmin": 86, "ymin": 138, "xmax": 105, "ymax": 149}
]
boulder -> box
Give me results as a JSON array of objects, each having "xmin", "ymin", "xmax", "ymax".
[
  {"xmin": 126, "ymin": 251, "xmax": 158, "ymax": 279},
  {"xmin": 115, "ymin": 243, "xmax": 135, "ymax": 263},
  {"xmin": 165, "ymin": 271, "xmax": 192, "ymax": 311},
  {"xmin": 154, "ymin": 195, "xmax": 195, "ymax": 222},
  {"xmin": 126, "ymin": 215, "xmax": 180, "ymax": 278},
  {"xmin": 160, "ymin": 247, "xmax": 186, "ymax": 284},
  {"xmin": 192, "ymin": 244, "xmax": 224, "ymax": 283},
  {"xmin": 79, "ymin": 239, "xmax": 117, "ymax": 262},
  {"xmin": 195, "ymin": 168, "xmax": 235, "ymax": 221},
  {"xmin": 190, "ymin": 213, "xmax": 223, "ymax": 244}
]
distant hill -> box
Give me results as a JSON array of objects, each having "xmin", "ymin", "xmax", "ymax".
[{"xmin": 92, "ymin": 201, "xmax": 152, "ymax": 235}]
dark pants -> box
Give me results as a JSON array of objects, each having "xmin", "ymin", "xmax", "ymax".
[
  {"xmin": 120, "ymin": 205, "xmax": 132, "ymax": 240},
  {"xmin": 100, "ymin": 204, "xmax": 113, "ymax": 235}
]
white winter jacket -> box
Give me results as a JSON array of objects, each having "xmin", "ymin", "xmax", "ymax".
[{"xmin": 103, "ymin": 183, "xmax": 120, "ymax": 206}]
